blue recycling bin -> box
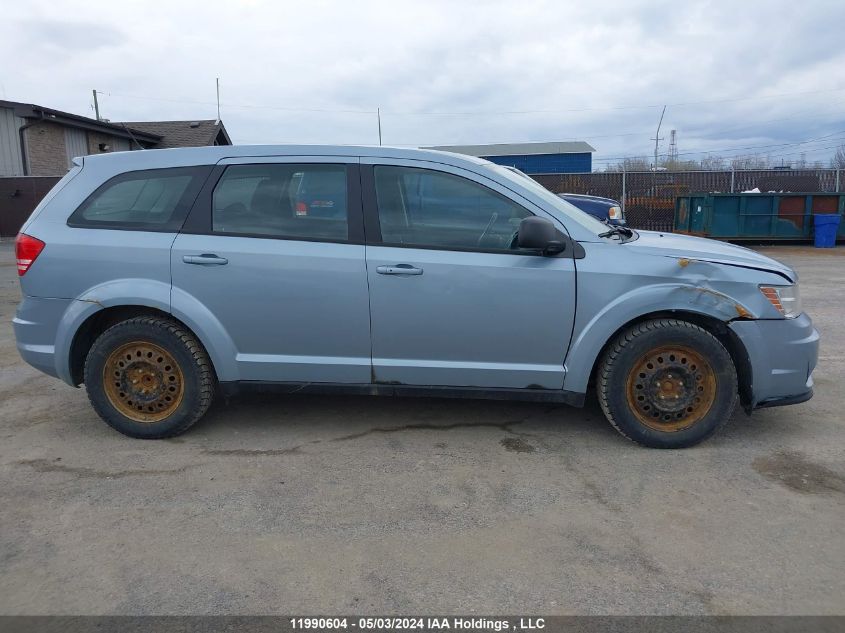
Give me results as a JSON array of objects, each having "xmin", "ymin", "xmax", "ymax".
[{"xmin": 813, "ymin": 214, "xmax": 841, "ymax": 248}]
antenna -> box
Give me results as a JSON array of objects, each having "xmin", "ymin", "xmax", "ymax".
[
  {"xmin": 120, "ymin": 122, "xmax": 145, "ymax": 150},
  {"xmin": 651, "ymin": 105, "xmax": 666, "ymax": 168},
  {"xmin": 215, "ymin": 78, "xmax": 221, "ymax": 123},
  {"xmin": 377, "ymin": 107, "xmax": 382, "ymax": 146}
]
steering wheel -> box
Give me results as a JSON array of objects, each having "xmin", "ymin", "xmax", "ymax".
[{"xmin": 476, "ymin": 212, "xmax": 499, "ymax": 247}]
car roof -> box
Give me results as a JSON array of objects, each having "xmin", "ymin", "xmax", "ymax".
[{"xmin": 78, "ymin": 144, "xmax": 494, "ymax": 172}]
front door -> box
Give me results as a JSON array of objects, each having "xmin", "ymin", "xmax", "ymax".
[
  {"xmin": 171, "ymin": 157, "xmax": 371, "ymax": 383},
  {"xmin": 363, "ymin": 160, "xmax": 576, "ymax": 390}
]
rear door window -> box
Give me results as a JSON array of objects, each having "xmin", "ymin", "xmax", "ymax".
[
  {"xmin": 68, "ymin": 167, "xmax": 207, "ymax": 231},
  {"xmin": 212, "ymin": 164, "xmax": 349, "ymax": 241}
]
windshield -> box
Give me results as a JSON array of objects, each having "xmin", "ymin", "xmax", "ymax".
[{"xmin": 487, "ymin": 164, "xmax": 612, "ymax": 236}]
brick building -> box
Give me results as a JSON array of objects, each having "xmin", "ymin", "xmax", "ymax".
[{"xmin": 0, "ymin": 99, "xmax": 231, "ymax": 177}]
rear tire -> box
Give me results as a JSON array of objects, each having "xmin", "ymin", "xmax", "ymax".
[
  {"xmin": 84, "ymin": 316, "xmax": 214, "ymax": 438},
  {"xmin": 597, "ymin": 319, "xmax": 737, "ymax": 448}
]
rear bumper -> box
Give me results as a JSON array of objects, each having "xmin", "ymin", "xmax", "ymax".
[
  {"xmin": 729, "ymin": 313, "xmax": 819, "ymax": 410},
  {"xmin": 13, "ymin": 295, "xmax": 73, "ymax": 381}
]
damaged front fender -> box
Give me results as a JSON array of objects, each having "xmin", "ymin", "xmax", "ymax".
[
  {"xmin": 562, "ymin": 246, "xmax": 786, "ymax": 394},
  {"xmin": 665, "ymin": 257, "xmax": 757, "ymax": 319}
]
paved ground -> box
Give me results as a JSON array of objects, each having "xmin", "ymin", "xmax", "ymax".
[{"xmin": 0, "ymin": 241, "xmax": 843, "ymax": 615}]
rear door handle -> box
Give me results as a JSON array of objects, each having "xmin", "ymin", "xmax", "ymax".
[
  {"xmin": 376, "ymin": 264, "xmax": 423, "ymax": 276},
  {"xmin": 183, "ymin": 254, "xmax": 228, "ymax": 266}
]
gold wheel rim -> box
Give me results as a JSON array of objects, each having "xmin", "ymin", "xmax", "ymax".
[
  {"xmin": 625, "ymin": 344, "xmax": 717, "ymax": 432},
  {"xmin": 103, "ymin": 341, "xmax": 185, "ymax": 423}
]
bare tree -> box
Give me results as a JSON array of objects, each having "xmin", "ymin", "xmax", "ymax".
[
  {"xmin": 603, "ymin": 156, "xmax": 652, "ymax": 172},
  {"xmin": 698, "ymin": 155, "xmax": 726, "ymax": 171},
  {"xmin": 731, "ymin": 155, "xmax": 770, "ymax": 170},
  {"xmin": 602, "ymin": 148, "xmax": 841, "ymax": 172},
  {"xmin": 832, "ymin": 144, "xmax": 845, "ymax": 169}
]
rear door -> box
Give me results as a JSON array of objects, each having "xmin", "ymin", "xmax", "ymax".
[
  {"xmin": 171, "ymin": 156, "xmax": 371, "ymax": 383},
  {"xmin": 362, "ymin": 159, "xmax": 577, "ymax": 390}
]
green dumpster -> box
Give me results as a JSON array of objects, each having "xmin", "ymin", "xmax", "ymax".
[{"xmin": 674, "ymin": 193, "xmax": 845, "ymax": 241}]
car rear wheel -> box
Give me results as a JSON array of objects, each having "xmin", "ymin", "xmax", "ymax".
[
  {"xmin": 597, "ymin": 319, "xmax": 737, "ymax": 448},
  {"xmin": 84, "ymin": 316, "xmax": 214, "ymax": 438}
]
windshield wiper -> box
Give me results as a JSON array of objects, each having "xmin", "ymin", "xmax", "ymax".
[{"xmin": 598, "ymin": 225, "xmax": 634, "ymax": 240}]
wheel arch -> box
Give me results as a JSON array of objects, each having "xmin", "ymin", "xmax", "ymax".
[
  {"xmin": 67, "ymin": 305, "xmax": 219, "ymax": 387},
  {"xmin": 581, "ymin": 309, "xmax": 753, "ymax": 411}
]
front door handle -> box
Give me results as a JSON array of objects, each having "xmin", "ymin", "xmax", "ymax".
[
  {"xmin": 376, "ymin": 264, "xmax": 423, "ymax": 276},
  {"xmin": 183, "ymin": 254, "xmax": 228, "ymax": 266}
]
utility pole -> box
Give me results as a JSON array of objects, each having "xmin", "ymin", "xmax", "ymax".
[
  {"xmin": 651, "ymin": 105, "xmax": 666, "ymax": 169},
  {"xmin": 621, "ymin": 164, "xmax": 626, "ymax": 216},
  {"xmin": 92, "ymin": 89, "xmax": 101, "ymax": 121},
  {"xmin": 668, "ymin": 129, "xmax": 678, "ymax": 164},
  {"xmin": 215, "ymin": 78, "xmax": 221, "ymax": 123},
  {"xmin": 377, "ymin": 107, "xmax": 382, "ymax": 146}
]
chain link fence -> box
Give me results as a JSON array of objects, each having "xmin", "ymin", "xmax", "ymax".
[{"xmin": 532, "ymin": 169, "xmax": 843, "ymax": 232}]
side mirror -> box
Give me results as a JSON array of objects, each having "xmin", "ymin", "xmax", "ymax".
[{"xmin": 517, "ymin": 216, "xmax": 566, "ymax": 255}]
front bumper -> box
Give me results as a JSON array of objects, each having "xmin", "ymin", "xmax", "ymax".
[{"xmin": 729, "ymin": 312, "xmax": 819, "ymax": 410}]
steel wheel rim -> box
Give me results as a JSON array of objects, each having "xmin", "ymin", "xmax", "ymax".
[
  {"xmin": 626, "ymin": 344, "xmax": 716, "ymax": 432},
  {"xmin": 103, "ymin": 341, "xmax": 185, "ymax": 423}
]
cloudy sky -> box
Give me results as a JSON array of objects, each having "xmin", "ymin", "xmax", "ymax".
[{"xmin": 2, "ymin": 0, "xmax": 844, "ymax": 168}]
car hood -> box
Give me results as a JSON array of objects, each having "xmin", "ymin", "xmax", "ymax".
[{"xmin": 625, "ymin": 231, "xmax": 795, "ymax": 282}]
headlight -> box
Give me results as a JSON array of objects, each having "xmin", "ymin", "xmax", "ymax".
[
  {"xmin": 608, "ymin": 206, "xmax": 622, "ymax": 220},
  {"xmin": 759, "ymin": 284, "xmax": 802, "ymax": 318}
]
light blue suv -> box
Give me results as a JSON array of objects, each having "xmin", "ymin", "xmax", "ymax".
[{"xmin": 13, "ymin": 146, "xmax": 819, "ymax": 447}]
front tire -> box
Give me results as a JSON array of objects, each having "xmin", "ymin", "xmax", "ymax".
[
  {"xmin": 597, "ymin": 319, "xmax": 737, "ymax": 448},
  {"xmin": 84, "ymin": 316, "xmax": 214, "ymax": 438}
]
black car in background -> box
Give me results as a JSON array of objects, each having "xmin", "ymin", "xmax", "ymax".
[
  {"xmin": 557, "ymin": 193, "xmax": 626, "ymax": 226},
  {"xmin": 498, "ymin": 166, "xmax": 626, "ymax": 226}
]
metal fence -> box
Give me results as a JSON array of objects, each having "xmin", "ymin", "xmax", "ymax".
[
  {"xmin": 532, "ymin": 169, "xmax": 843, "ymax": 232},
  {"xmin": 0, "ymin": 177, "xmax": 62, "ymax": 237},
  {"xmin": 2, "ymin": 169, "xmax": 843, "ymax": 238}
]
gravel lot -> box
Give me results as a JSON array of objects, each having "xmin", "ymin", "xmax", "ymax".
[{"xmin": 0, "ymin": 241, "xmax": 843, "ymax": 615}]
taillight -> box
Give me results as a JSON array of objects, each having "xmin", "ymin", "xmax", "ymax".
[
  {"xmin": 295, "ymin": 201, "xmax": 308, "ymax": 216},
  {"xmin": 15, "ymin": 233, "xmax": 45, "ymax": 276}
]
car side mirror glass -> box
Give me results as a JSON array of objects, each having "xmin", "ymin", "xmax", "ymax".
[{"xmin": 517, "ymin": 216, "xmax": 565, "ymax": 255}]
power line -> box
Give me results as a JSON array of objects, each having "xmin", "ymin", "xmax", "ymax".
[
  {"xmin": 374, "ymin": 105, "xmax": 845, "ymax": 147},
  {"xmin": 233, "ymin": 129, "xmax": 655, "ymax": 145},
  {"xmin": 591, "ymin": 130, "xmax": 845, "ymax": 163},
  {"xmin": 97, "ymin": 90, "xmax": 374, "ymax": 114},
  {"xmin": 382, "ymin": 87, "xmax": 845, "ymax": 115},
  {"xmin": 228, "ymin": 131, "xmax": 845, "ymax": 161},
  {"xmin": 681, "ymin": 103, "xmax": 845, "ymax": 138},
  {"xmin": 97, "ymin": 85, "xmax": 845, "ymax": 117}
]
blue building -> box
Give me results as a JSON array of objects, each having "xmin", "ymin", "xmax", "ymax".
[{"xmin": 426, "ymin": 141, "xmax": 595, "ymax": 174}]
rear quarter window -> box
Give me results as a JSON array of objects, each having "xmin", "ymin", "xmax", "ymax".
[{"xmin": 68, "ymin": 167, "xmax": 209, "ymax": 231}]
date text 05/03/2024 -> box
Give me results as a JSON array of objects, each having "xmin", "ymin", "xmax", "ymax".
[{"xmin": 289, "ymin": 618, "xmax": 546, "ymax": 631}]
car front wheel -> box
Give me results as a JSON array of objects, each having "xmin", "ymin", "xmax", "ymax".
[{"xmin": 597, "ymin": 319, "xmax": 738, "ymax": 448}]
